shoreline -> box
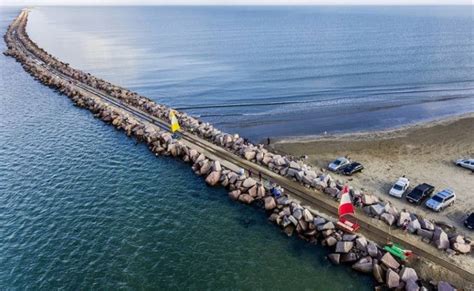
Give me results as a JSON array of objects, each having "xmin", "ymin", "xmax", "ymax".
[{"xmin": 274, "ymin": 112, "xmax": 474, "ymax": 145}]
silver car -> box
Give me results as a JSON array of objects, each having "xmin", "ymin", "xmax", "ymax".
[
  {"xmin": 328, "ymin": 157, "xmax": 350, "ymax": 172},
  {"xmin": 455, "ymin": 158, "xmax": 474, "ymax": 171},
  {"xmin": 425, "ymin": 189, "xmax": 456, "ymax": 212}
]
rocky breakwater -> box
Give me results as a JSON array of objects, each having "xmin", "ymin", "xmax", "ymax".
[{"xmin": 3, "ymin": 10, "xmax": 468, "ymax": 290}]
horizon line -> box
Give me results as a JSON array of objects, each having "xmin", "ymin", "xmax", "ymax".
[{"xmin": 2, "ymin": 3, "xmax": 472, "ymax": 6}]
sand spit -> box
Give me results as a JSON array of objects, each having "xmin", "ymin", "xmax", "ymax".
[{"xmin": 274, "ymin": 114, "xmax": 474, "ymax": 231}]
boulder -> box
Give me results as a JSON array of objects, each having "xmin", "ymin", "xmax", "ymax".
[
  {"xmin": 292, "ymin": 208, "xmax": 303, "ymax": 220},
  {"xmin": 362, "ymin": 194, "xmax": 379, "ymax": 205},
  {"xmin": 302, "ymin": 174, "xmax": 315, "ymax": 186},
  {"xmin": 384, "ymin": 203, "xmax": 399, "ymax": 217},
  {"xmin": 398, "ymin": 211, "xmax": 411, "ymax": 226},
  {"xmin": 283, "ymin": 224, "xmax": 295, "ymax": 236},
  {"xmin": 289, "ymin": 161, "xmax": 301, "ymax": 170},
  {"xmin": 262, "ymin": 155, "xmax": 273, "ymax": 165},
  {"xmin": 370, "ymin": 204, "xmax": 386, "ymax": 216},
  {"xmin": 355, "ymin": 236, "xmax": 368, "ymax": 252},
  {"xmin": 303, "ymin": 209, "xmax": 314, "ymax": 222},
  {"xmin": 298, "ymin": 220, "xmax": 308, "ymax": 232},
  {"xmin": 199, "ymin": 160, "xmax": 212, "ymax": 175},
  {"xmin": 238, "ymin": 194, "xmax": 254, "ymax": 204},
  {"xmin": 417, "ymin": 229, "xmax": 434, "ymax": 240},
  {"xmin": 372, "ymin": 263, "xmax": 384, "ymax": 284},
  {"xmin": 282, "ymin": 216, "xmax": 291, "ymax": 227},
  {"xmin": 228, "ymin": 172, "xmax": 239, "ymax": 184},
  {"xmin": 248, "ymin": 185, "xmax": 258, "ymax": 198},
  {"xmin": 400, "ymin": 266, "xmax": 418, "ymax": 282},
  {"xmin": 268, "ymin": 213, "xmax": 279, "ymax": 223},
  {"xmin": 242, "ymin": 177, "xmax": 257, "ymax": 188},
  {"xmin": 328, "ymin": 253, "xmax": 340, "ymax": 265},
  {"xmin": 257, "ymin": 185, "xmax": 266, "ymax": 198},
  {"xmin": 386, "ymin": 269, "xmax": 400, "ymax": 288},
  {"xmin": 312, "ymin": 179, "xmax": 327, "ymax": 190},
  {"xmin": 381, "ymin": 213, "xmax": 395, "ymax": 226},
  {"xmin": 295, "ymin": 171, "xmax": 305, "ymax": 182},
  {"xmin": 244, "ymin": 150, "xmax": 256, "ymax": 161},
  {"xmin": 452, "ymin": 242, "xmax": 471, "ymax": 254},
  {"xmin": 380, "ymin": 252, "xmax": 400, "ymax": 269},
  {"xmin": 205, "ymin": 171, "xmax": 221, "ymax": 186},
  {"xmin": 336, "ymin": 241, "xmax": 354, "ymax": 253},
  {"xmin": 264, "ymin": 197, "xmax": 277, "ymax": 210},
  {"xmin": 408, "ymin": 219, "xmax": 421, "ymax": 234},
  {"xmin": 228, "ymin": 190, "xmax": 241, "ymax": 200},
  {"xmin": 318, "ymin": 173, "xmax": 332, "ymax": 186},
  {"xmin": 438, "ymin": 281, "xmax": 455, "ymax": 291},
  {"xmin": 450, "ymin": 234, "xmax": 465, "ymax": 245},
  {"xmin": 405, "ymin": 279, "xmax": 420, "ymax": 291},
  {"xmin": 343, "ymin": 234, "xmax": 357, "ymax": 241},
  {"xmin": 195, "ymin": 153, "xmax": 206, "ymax": 164},
  {"xmin": 340, "ymin": 252, "xmax": 358, "ymax": 263},
  {"xmin": 288, "ymin": 215, "xmax": 298, "ymax": 226},
  {"xmin": 420, "ymin": 218, "xmax": 435, "ymax": 231},
  {"xmin": 318, "ymin": 221, "xmax": 335, "ymax": 231},
  {"xmin": 322, "ymin": 229, "xmax": 334, "ymax": 237},
  {"xmin": 304, "ymin": 229, "xmax": 317, "ymax": 237},
  {"xmin": 367, "ymin": 241, "xmax": 379, "ymax": 258},
  {"xmin": 433, "ymin": 227, "xmax": 450, "ymax": 250},
  {"xmin": 352, "ymin": 256, "xmax": 373, "ymax": 273},
  {"xmin": 279, "ymin": 207, "xmax": 291, "ymax": 217},
  {"xmin": 277, "ymin": 196, "xmax": 290, "ymax": 206},
  {"xmin": 313, "ymin": 217, "xmax": 326, "ymax": 225},
  {"xmin": 273, "ymin": 156, "xmax": 287, "ymax": 166},
  {"xmin": 211, "ymin": 160, "xmax": 222, "ymax": 172},
  {"xmin": 325, "ymin": 236, "xmax": 338, "ymax": 247},
  {"xmin": 324, "ymin": 187, "xmax": 339, "ymax": 197}
]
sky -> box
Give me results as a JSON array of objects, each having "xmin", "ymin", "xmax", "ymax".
[{"xmin": 1, "ymin": 0, "xmax": 472, "ymax": 5}]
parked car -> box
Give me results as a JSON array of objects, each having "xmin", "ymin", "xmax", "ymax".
[
  {"xmin": 455, "ymin": 158, "xmax": 474, "ymax": 171},
  {"xmin": 328, "ymin": 157, "xmax": 350, "ymax": 172},
  {"xmin": 406, "ymin": 183, "xmax": 435, "ymax": 204},
  {"xmin": 425, "ymin": 188, "xmax": 456, "ymax": 211},
  {"xmin": 464, "ymin": 213, "xmax": 474, "ymax": 230},
  {"xmin": 340, "ymin": 162, "xmax": 364, "ymax": 176},
  {"xmin": 389, "ymin": 177, "xmax": 410, "ymax": 198}
]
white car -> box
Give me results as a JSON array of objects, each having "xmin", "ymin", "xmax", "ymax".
[
  {"xmin": 425, "ymin": 189, "xmax": 456, "ymax": 212},
  {"xmin": 328, "ymin": 157, "xmax": 350, "ymax": 172},
  {"xmin": 455, "ymin": 158, "xmax": 474, "ymax": 171},
  {"xmin": 389, "ymin": 177, "xmax": 410, "ymax": 198}
]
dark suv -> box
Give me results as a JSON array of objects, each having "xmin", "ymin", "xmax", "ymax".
[
  {"xmin": 406, "ymin": 183, "xmax": 435, "ymax": 205},
  {"xmin": 340, "ymin": 162, "xmax": 364, "ymax": 176}
]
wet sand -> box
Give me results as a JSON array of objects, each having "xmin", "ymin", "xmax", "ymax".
[{"xmin": 274, "ymin": 113, "xmax": 474, "ymax": 232}]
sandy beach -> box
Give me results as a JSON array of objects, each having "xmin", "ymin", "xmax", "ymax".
[{"xmin": 274, "ymin": 114, "xmax": 474, "ymax": 232}]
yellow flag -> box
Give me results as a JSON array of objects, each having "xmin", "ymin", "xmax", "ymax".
[{"xmin": 169, "ymin": 110, "xmax": 181, "ymax": 133}]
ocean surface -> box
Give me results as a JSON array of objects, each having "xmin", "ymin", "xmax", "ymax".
[
  {"xmin": 0, "ymin": 6, "xmax": 376, "ymax": 290},
  {"xmin": 23, "ymin": 5, "xmax": 474, "ymax": 141}
]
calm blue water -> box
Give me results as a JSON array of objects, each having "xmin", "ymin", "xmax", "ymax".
[
  {"xmin": 0, "ymin": 6, "xmax": 374, "ymax": 290},
  {"xmin": 23, "ymin": 5, "xmax": 474, "ymax": 141}
]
